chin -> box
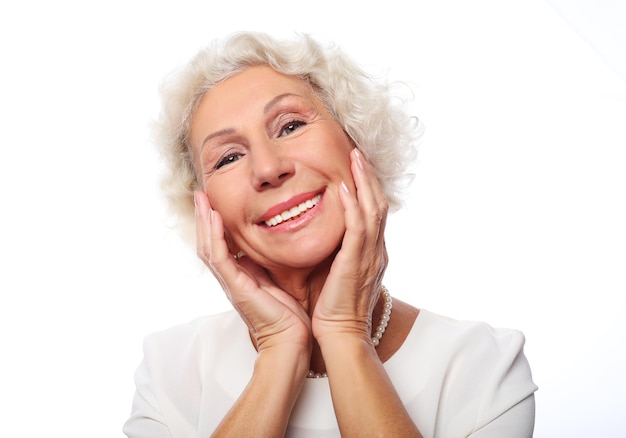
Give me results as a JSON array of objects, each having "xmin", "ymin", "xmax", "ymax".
[{"xmin": 270, "ymin": 241, "xmax": 340, "ymax": 271}]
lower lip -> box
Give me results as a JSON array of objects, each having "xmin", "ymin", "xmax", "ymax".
[{"xmin": 261, "ymin": 194, "xmax": 323, "ymax": 233}]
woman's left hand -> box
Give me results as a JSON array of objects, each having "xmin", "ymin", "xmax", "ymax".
[{"xmin": 312, "ymin": 148, "xmax": 389, "ymax": 346}]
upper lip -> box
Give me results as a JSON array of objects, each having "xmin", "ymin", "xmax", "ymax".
[{"xmin": 258, "ymin": 189, "xmax": 324, "ymax": 223}]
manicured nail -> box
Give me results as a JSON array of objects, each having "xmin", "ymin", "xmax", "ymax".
[
  {"xmin": 340, "ymin": 181, "xmax": 350, "ymax": 193},
  {"xmin": 353, "ymin": 148, "xmax": 364, "ymax": 170},
  {"xmin": 193, "ymin": 192, "xmax": 199, "ymax": 215}
]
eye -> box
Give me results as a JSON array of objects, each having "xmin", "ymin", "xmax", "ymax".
[
  {"xmin": 279, "ymin": 120, "xmax": 306, "ymax": 137},
  {"xmin": 215, "ymin": 152, "xmax": 242, "ymax": 169}
]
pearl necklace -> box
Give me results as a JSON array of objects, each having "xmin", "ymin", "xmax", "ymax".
[{"xmin": 307, "ymin": 286, "xmax": 392, "ymax": 378}]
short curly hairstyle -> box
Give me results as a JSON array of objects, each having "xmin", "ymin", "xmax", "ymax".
[{"xmin": 155, "ymin": 32, "xmax": 421, "ymax": 242}]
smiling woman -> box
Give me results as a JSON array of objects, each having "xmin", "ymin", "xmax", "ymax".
[
  {"xmin": 191, "ymin": 66, "xmax": 356, "ymax": 273},
  {"xmin": 123, "ymin": 32, "xmax": 537, "ymax": 437}
]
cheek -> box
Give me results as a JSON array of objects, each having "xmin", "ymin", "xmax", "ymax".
[
  {"xmin": 329, "ymin": 151, "xmax": 353, "ymax": 183},
  {"xmin": 205, "ymin": 181, "xmax": 240, "ymax": 226},
  {"xmin": 306, "ymin": 139, "xmax": 352, "ymax": 176}
]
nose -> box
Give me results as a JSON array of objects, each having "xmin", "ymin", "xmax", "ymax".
[{"xmin": 250, "ymin": 137, "xmax": 294, "ymax": 190}]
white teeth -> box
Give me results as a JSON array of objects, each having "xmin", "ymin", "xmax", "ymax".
[{"xmin": 265, "ymin": 194, "xmax": 321, "ymax": 227}]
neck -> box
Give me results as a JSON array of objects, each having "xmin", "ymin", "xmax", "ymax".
[
  {"xmin": 266, "ymin": 256, "xmax": 334, "ymax": 316},
  {"xmin": 263, "ymin": 266, "xmax": 329, "ymax": 374}
]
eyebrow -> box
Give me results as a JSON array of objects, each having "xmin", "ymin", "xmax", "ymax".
[
  {"xmin": 202, "ymin": 128, "xmax": 235, "ymax": 145},
  {"xmin": 263, "ymin": 93, "xmax": 300, "ymax": 114}
]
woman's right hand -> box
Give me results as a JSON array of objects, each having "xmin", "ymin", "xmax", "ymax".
[
  {"xmin": 194, "ymin": 191, "xmax": 312, "ymax": 360},
  {"xmin": 195, "ymin": 191, "xmax": 311, "ymax": 436}
]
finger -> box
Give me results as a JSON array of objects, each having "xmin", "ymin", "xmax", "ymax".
[
  {"xmin": 335, "ymin": 180, "xmax": 366, "ymax": 264},
  {"xmin": 351, "ymin": 149, "xmax": 382, "ymax": 204},
  {"xmin": 195, "ymin": 191, "xmax": 219, "ymax": 267},
  {"xmin": 350, "ymin": 148, "xmax": 388, "ymax": 245},
  {"xmin": 194, "ymin": 192, "xmax": 239, "ymax": 290},
  {"xmin": 336, "ymin": 182, "xmax": 386, "ymax": 290},
  {"xmin": 351, "ymin": 148, "xmax": 388, "ymax": 227},
  {"xmin": 194, "ymin": 191, "xmax": 211, "ymax": 264}
]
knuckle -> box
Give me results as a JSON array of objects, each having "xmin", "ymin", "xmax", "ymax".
[
  {"xmin": 196, "ymin": 244, "xmax": 210, "ymax": 261},
  {"xmin": 368, "ymin": 209, "xmax": 384, "ymax": 224},
  {"xmin": 353, "ymin": 221, "xmax": 366, "ymax": 236},
  {"xmin": 207, "ymin": 254, "xmax": 222, "ymax": 270},
  {"xmin": 379, "ymin": 200, "xmax": 389, "ymax": 216}
]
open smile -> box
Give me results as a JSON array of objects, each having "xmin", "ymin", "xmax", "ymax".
[{"xmin": 264, "ymin": 193, "xmax": 321, "ymax": 227}]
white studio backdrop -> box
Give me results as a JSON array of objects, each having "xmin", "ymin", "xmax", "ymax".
[{"xmin": 0, "ymin": 0, "xmax": 624, "ymax": 436}]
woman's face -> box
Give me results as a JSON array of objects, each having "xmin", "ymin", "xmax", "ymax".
[{"xmin": 189, "ymin": 66, "xmax": 355, "ymax": 272}]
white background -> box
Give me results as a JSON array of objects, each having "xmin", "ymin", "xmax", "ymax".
[{"xmin": 1, "ymin": 0, "xmax": 624, "ymax": 436}]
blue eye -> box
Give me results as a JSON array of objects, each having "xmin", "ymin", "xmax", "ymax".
[
  {"xmin": 280, "ymin": 120, "xmax": 306, "ymax": 137},
  {"xmin": 215, "ymin": 153, "xmax": 242, "ymax": 169}
]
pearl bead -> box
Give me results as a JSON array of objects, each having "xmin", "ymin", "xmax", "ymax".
[{"xmin": 307, "ymin": 370, "xmax": 328, "ymax": 378}]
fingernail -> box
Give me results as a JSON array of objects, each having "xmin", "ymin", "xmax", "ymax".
[
  {"xmin": 340, "ymin": 181, "xmax": 350, "ymax": 193},
  {"xmin": 193, "ymin": 192, "xmax": 199, "ymax": 216},
  {"xmin": 353, "ymin": 148, "xmax": 364, "ymax": 170},
  {"xmin": 209, "ymin": 208, "xmax": 214, "ymax": 224}
]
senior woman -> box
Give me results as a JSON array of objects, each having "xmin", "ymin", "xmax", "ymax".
[{"xmin": 124, "ymin": 32, "xmax": 537, "ymax": 437}]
